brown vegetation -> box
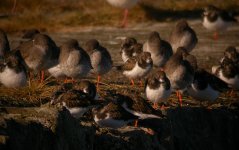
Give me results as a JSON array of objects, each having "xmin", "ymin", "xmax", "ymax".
[{"xmin": 0, "ymin": 0, "xmax": 238, "ymax": 32}]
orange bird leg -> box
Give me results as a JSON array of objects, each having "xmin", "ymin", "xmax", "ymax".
[
  {"xmin": 121, "ymin": 9, "xmax": 129, "ymax": 28},
  {"xmin": 153, "ymin": 102, "xmax": 158, "ymax": 109},
  {"xmin": 176, "ymin": 91, "xmax": 183, "ymax": 107},
  {"xmin": 64, "ymin": 77, "xmax": 73, "ymax": 83},
  {"xmin": 134, "ymin": 120, "xmax": 138, "ymax": 127},
  {"xmin": 130, "ymin": 79, "xmax": 135, "ymax": 86},
  {"xmin": 40, "ymin": 70, "xmax": 45, "ymax": 83},
  {"xmin": 97, "ymin": 75, "xmax": 101, "ymax": 91}
]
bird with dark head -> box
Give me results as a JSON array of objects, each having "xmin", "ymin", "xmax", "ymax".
[
  {"xmin": 0, "ymin": 50, "xmax": 27, "ymax": 88},
  {"xmin": 122, "ymin": 51, "xmax": 153, "ymax": 86},
  {"xmin": 187, "ymin": 68, "xmax": 229, "ymax": 102},
  {"xmin": 120, "ymin": 37, "xmax": 142, "ymax": 62},
  {"xmin": 145, "ymin": 70, "xmax": 172, "ymax": 109},
  {"xmin": 221, "ymin": 46, "xmax": 239, "ymax": 66},
  {"xmin": 51, "ymin": 82, "xmax": 98, "ymax": 119},
  {"xmin": 202, "ymin": 5, "xmax": 237, "ymax": 40}
]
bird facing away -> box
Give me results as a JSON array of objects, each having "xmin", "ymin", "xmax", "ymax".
[
  {"xmin": 0, "ymin": 29, "xmax": 10, "ymax": 58},
  {"xmin": 59, "ymin": 39, "xmax": 92, "ymax": 81},
  {"xmin": 169, "ymin": 20, "xmax": 198, "ymax": 53},
  {"xmin": 164, "ymin": 47, "xmax": 197, "ymax": 106},
  {"xmin": 122, "ymin": 51, "xmax": 153, "ymax": 86},
  {"xmin": 16, "ymin": 33, "xmax": 59, "ymax": 82},
  {"xmin": 120, "ymin": 37, "xmax": 142, "ymax": 62},
  {"xmin": 145, "ymin": 70, "xmax": 172, "ymax": 109},
  {"xmin": 0, "ymin": 51, "xmax": 27, "ymax": 88},
  {"xmin": 143, "ymin": 31, "xmax": 173, "ymax": 67},
  {"xmin": 84, "ymin": 39, "xmax": 112, "ymax": 90},
  {"xmin": 106, "ymin": 0, "xmax": 139, "ymax": 27},
  {"xmin": 202, "ymin": 5, "xmax": 238, "ymax": 40}
]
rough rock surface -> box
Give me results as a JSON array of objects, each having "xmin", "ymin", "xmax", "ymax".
[{"xmin": 0, "ymin": 106, "xmax": 238, "ymax": 150}]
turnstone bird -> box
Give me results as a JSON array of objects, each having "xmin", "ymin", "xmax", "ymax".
[
  {"xmin": 122, "ymin": 51, "xmax": 153, "ymax": 86},
  {"xmin": 187, "ymin": 68, "xmax": 228, "ymax": 102},
  {"xmin": 51, "ymin": 83, "xmax": 97, "ymax": 118},
  {"xmin": 220, "ymin": 46, "xmax": 239, "ymax": 66},
  {"xmin": 106, "ymin": 0, "xmax": 139, "ymax": 27},
  {"xmin": 92, "ymin": 101, "xmax": 138, "ymax": 128},
  {"xmin": 145, "ymin": 70, "xmax": 172, "ymax": 109},
  {"xmin": 115, "ymin": 94, "xmax": 163, "ymax": 127},
  {"xmin": 169, "ymin": 20, "xmax": 198, "ymax": 53},
  {"xmin": 143, "ymin": 31, "xmax": 173, "ymax": 67},
  {"xmin": 59, "ymin": 39, "xmax": 92, "ymax": 81},
  {"xmin": 84, "ymin": 39, "xmax": 112, "ymax": 89},
  {"xmin": 120, "ymin": 37, "xmax": 142, "ymax": 62},
  {"xmin": 0, "ymin": 29, "xmax": 10, "ymax": 58},
  {"xmin": 77, "ymin": 80, "xmax": 99, "ymax": 100},
  {"xmin": 0, "ymin": 51, "xmax": 27, "ymax": 88},
  {"xmin": 164, "ymin": 47, "xmax": 197, "ymax": 106},
  {"xmin": 16, "ymin": 33, "xmax": 59, "ymax": 82},
  {"xmin": 202, "ymin": 5, "xmax": 238, "ymax": 40},
  {"xmin": 213, "ymin": 58, "xmax": 239, "ymax": 90}
]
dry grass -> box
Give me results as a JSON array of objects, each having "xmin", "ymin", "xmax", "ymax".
[
  {"xmin": 0, "ymin": 78, "xmax": 57, "ymax": 107},
  {"xmin": 0, "ymin": 0, "xmax": 238, "ymax": 32}
]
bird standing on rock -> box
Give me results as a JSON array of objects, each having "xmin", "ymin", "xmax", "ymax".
[{"xmin": 106, "ymin": 0, "xmax": 139, "ymax": 27}]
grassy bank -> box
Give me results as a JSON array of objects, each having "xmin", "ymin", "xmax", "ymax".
[{"xmin": 0, "ymin": 0, "xmax": 239, "ymax": 32}]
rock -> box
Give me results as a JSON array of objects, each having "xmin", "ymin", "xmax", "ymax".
[
  {"xmin": 94, "ymin": 126, "xmax": 164, "ymax": 150},
  {"xmin": 0, "ymin": 105, "xmax": 238, "ymax": 150},
  {"xmin": 0, "ymin": 106, "xmax": 162, "ymax": 150},
  {"xmin": 0, "ymin": 106, "xmax": 95, "ymax": 150}
]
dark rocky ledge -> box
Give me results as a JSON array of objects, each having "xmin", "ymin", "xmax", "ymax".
[{"xmin": 0, "ymin": 105, "xmax": 238, "ymax": 150}]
